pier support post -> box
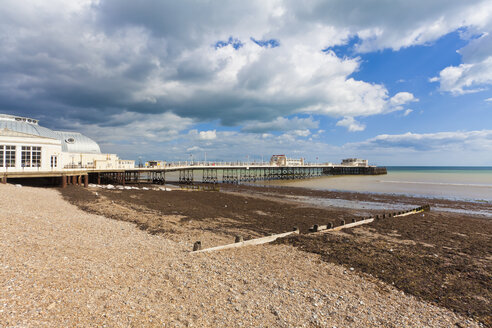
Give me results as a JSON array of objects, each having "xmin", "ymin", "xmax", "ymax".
[
  {"xmin": 97, "ymin": 173, "xmax": 101, "ymax": 185},
  {"xmin": 1, "ymin": 174, "xmax": 6, "ymax": 184},
  {"xmin": 84, "ymin": 175, "xmax": 89, "ymax": 188},
  {"xmin": 61, "ymin": 175, "xmax": 67, "ymax": 188},
  {"xmin": 72, "ymin": 175, "xmax": 76, "ymax": 185}
]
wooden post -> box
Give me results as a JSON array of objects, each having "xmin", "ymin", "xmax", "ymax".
[
  {"xmin": 61, "ymin": 175, "xmax": 67, "ymax": 188},
  {"xmin": 1, "ymin": 174, "xmax": 6, "ymax": 184},
  {"xmin": 71, "ymin": 175, "xmax": 76, "ymax": 185},
  {"xmin": 193, "ymin": 241, "xmax": 202, "ymax": 251},
  {"xmin": 77, "ymin": 175, "xmax": 82, "ymax": 185},
  {"xmin": 84, "ymin": 175, "xmax": 88, "ymax": 188},
  {"xmin": 97, "ymin": 173, "xmax": 101, "ymax": 184}
]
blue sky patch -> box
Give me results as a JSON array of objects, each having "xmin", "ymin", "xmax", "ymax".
[
  {"xmin": 250, "ymin": 37, "xmax": 280, "ymax": 48},
  {"xmin": 214, "ymin": 37, "xmax": 244, "ymax": 50}
]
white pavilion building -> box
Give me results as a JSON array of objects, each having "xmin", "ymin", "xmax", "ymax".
[{"xmin": 0, "ymin": 113, "xmax": 134, "ymax": 175}]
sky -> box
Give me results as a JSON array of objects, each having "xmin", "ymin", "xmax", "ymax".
[{"xmin": 0, "ymin": 0, "xmax": 492, "ymax": 165}]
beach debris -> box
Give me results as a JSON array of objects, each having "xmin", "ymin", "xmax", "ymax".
[{"xmin": 15, "ymin": 184, "xmax": 22, "ymax": 188}]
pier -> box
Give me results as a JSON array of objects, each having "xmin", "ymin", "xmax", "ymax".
[
  {"xmin": 1, "ymin": 161, "xmax": 386, "ymax": 187},
  {"xmin": 93, "ymin": 162, "xmax": 387, "ymax": 186}
]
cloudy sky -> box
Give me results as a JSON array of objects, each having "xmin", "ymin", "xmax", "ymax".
[{"xmin": 1, "ymin": 0, "xmax": 492, "ymax": 165}]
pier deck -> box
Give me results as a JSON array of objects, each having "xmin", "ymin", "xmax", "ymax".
[{"xmin": 1, "ymin": 163, "xmax": 387, "ymax": 187}]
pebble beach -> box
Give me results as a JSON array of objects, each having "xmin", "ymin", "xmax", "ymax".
[{"xmin": 0, "ymin": 184, "xmax": 486, "ymax": 327}]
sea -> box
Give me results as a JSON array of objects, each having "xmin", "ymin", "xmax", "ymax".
[{"xmin": 258, "ymin": 166, "xmax": 492, "ymax": 202}]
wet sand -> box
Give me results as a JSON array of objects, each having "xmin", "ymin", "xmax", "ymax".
[{"xmin": 61, "ymin": 184, "xmax": 492, "ymax": 326}]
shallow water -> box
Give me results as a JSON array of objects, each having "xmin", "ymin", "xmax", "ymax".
[{"xmin": 258, "ymin": 167, "xmax": 492, "ymax": 202}]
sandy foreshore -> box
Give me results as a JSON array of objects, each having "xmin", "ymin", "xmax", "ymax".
[{"xmin": 1, "ymin": 183, "xmax": 489, "ymax": 327}]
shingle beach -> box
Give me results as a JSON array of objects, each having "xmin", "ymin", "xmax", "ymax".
[{"xmin": 0, "ymin": 184, "xmax": 483, "ymax": 327}]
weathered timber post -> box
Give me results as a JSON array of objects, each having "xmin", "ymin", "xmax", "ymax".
[
  {"xmin": 84, "ymin": 175, "xmax": 89, "ymax": 188},
  {"xmin": 1, "ymin": 174, "xmax": 6, "ymax": 184},
  {"xmin": 72, "ymin": 175, "xmax": 77, "ymax": 185},
  {"xmin": 97, "ymin": 173, "xmax": 101, "ymax": 184},
  {"xmin": 193, "ymin": 241, "xmax": 202, "ymax": 251}
]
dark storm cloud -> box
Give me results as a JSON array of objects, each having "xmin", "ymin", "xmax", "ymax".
[{"xmin": 0, "ymin": 0, "xmax": 490, "ymax": 138}]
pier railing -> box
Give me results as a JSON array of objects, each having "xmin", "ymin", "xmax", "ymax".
[{"xmin": 148, "ymin": 161, "xmax": 337, "ymax": 168}]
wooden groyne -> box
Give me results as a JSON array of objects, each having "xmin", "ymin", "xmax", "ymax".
[{"xmin": 190, "ymin": 205, "xmax": 430, "ymax": 253}]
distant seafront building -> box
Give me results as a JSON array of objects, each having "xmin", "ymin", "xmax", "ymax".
[
  {"xmin": 270, "ymin": 155, "xmax": 305, "ymax": 166},
  {"xmin": 341, "ymin": 158, "xmax": 369, "ymax": 167},
  {"xmin": 0, "ymin": 114, "xmax": 134, "ymax": 173}
]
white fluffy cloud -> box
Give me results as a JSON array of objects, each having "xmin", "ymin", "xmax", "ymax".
[
  {"xmin": 351, "ymin": 130, "xmax": 492, "ymax": 152},
  {"xmin": 431, "ymin": 56, "xmax": 492, "ymax": 94},
  {"xmin": 241, "ymin": 116, "xmax": 318, "ymax": 133},
  {"xmin": 198, "ymin": 130, "xmax": 217, "ymax": 140},
  {"xmin": 336, "ymin": 117, "xmax": 366, "ymax": 132}
]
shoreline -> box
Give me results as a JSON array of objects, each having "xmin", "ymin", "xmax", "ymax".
[
  {"xmin": 219, "ymin": 183, "xmax": 492, "ymax": 217},
  {"xmin": 60, "ymin": 183, "xmax": 492, "ymax": 325},
  {"xmin": 1, "ymin": 183, "xmax": 489, "ymax": 326}
]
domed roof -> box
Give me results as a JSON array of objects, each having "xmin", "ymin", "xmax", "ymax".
[
  {"xmin": 0, "ymin": 114, "xmax": 101, "ymax": 154},
  {"xmin": 53, "ymin": 131, "xmax": 101, "ymax": 154}
]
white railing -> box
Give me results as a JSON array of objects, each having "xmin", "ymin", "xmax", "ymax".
[{"xmin": 145, "ymin": 161, "xmax": 335, "ymax": 168}]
